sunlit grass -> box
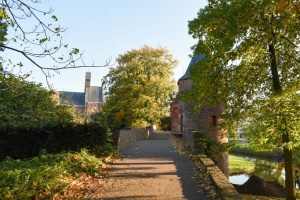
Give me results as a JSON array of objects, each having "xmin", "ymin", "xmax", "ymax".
[
  {"xmin": 230, "ymin": 142, "xmax": 281, "ymax": 156},
  {"xmin": 0, "ymin": 149, "xmax": 107, "ymax": 199},
  {"xmin": 229, "ymin": 155, "xmax": 255, "ymax": 175}
]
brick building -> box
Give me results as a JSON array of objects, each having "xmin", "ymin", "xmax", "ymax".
[
  {"xmin": 58, "ymin": 72, "xmax": 103, "ymax": 117},
  {"xmin": 171, "ymin": 54, "xmax": 229, "ymax": 177}
]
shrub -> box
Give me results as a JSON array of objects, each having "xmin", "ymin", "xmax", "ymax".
[{"xmin": 0, "ymin": 123, "xmax": 112, "ymax": 160}]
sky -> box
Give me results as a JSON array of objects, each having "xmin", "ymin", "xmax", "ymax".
[{"xmin": 3, "ymin": 0, "xmax": 207, "ymax": 92}]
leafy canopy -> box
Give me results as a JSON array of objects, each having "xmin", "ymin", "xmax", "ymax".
[
  {"xmin": 186, "ymin": 1, "xmax": 300, "ymax": 198},
  {"xmin": 102, "ymin": 45, "xmax": 178, "ymax": 129},
  {"xmin": 186, "ymin": 0, "xmax": 300, "ymax": 148}
]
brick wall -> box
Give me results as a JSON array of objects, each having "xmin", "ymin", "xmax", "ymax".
[{"xmin": 178, "ymin": 77, "xmax": 229, "ymax": 177}]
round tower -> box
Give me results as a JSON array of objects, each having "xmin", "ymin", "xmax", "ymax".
[{"xmin": 178, "ymin": 54, "xmax": 228, "ymax": 177}]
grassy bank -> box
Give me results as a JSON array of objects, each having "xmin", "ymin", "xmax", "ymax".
[
  {"xmin": 0, "ymin": 149, "xmax": 112, "ymax": 199},
  {"xmin": 230, "ymin": 142, "xmax": 282, "ymax": 157},
  {"xmin": 229, "ymin": 155, "xmax": 255, "ymax": 175}
]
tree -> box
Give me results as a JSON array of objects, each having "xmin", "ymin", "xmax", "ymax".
[
  {"xmin": 0, "ymin": 72, "xmax": 73, "ymax": 128},
  {"xmin": 103, "ymin": 45, "xmax": 178, "ymax": 129},
  {"xmin": 186, "ymin": 1, "xmax": 300, "ymax": 199},
  {"xmin": 0, "ymin": 0, "xmax": 109, "ymax": 83}
]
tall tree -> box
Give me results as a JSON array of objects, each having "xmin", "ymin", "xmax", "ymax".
[
  {"xmin": 103, "ymin": 45, "xmax": 178, "ymax": 129},
  {"xmin": 186, "ymin": 1, "xmax": 300, "ymax": 199}
]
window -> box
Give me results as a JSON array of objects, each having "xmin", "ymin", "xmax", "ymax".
[{"xmin": 173, "ymin": 107, "xmax": 179, "ymax": 118}]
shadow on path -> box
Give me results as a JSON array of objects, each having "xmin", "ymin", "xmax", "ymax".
[{"xmin": 96, "ymin": 133, "xmax": 207, "ymax": 200}]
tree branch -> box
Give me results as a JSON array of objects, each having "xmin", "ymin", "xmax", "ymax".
[
  {"xmin": 280, "ymin": 35, "xmax": 298, "ymax": 48},
  {"xmin": 282, "ymin": 52, "xmax": 300, "ymax": 64},
  {"xmin": 0, "ymin": 44, "xmax": 112, "ymax": 70}
]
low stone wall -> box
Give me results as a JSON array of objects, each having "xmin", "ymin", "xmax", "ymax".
[
  {"xmin": 182, "ymin": 131, "xmax": 194, "ymax": 151},
  {"xmin": 113, "ymin": 129, "xmax": 149, "ymax": 151},
  {"xmin": 196, "ymin": 154, "xmax": 242, "ymax": 200}
]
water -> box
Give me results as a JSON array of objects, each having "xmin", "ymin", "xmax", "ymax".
[{"xmin": 229, "ymin": 154, "xmax": 286, "ymax": 186}]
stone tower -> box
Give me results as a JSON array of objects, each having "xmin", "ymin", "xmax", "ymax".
[
  {"xmin": 84, "ymin": 72, "xmax": 91, "ymax": 114},
  {"xmin": 177, "ymin": 54, "xmax": 229, "ymax": 177}
]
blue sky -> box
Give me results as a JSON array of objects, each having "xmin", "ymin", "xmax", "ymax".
[{"xmin": 3, "ymin": 1, "xmax": 207, "ymax": 92}]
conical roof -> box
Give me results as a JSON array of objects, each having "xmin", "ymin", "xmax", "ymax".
[{"xmin": 179, "ymin": 54, "xmax": 205, "ymax": 80}]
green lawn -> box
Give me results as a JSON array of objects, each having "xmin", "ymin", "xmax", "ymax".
[{"xmin": 229, "ymin": 155, "xmax": 255, "ymax": 175}]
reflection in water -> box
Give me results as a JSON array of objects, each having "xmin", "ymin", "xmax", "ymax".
[
  {"xmin": 229, "ymin": 154, "xmax": 300, "ymax": 190},
  {"xmin": 229, "ymin": 154, "xmax": 285, "ymax": 185}
]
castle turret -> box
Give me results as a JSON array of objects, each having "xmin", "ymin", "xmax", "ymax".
[{"xmin": 177, "ymin": 54, "xmax": 228, "ymax": 177}]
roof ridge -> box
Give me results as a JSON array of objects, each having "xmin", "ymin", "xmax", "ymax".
[{"xmin": 179, "ymin": 54, "xmax": 205, "ymax": 80}]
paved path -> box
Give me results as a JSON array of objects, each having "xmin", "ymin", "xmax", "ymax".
[{"xmin": 94, "ymin": 132, "xmax": 207, "ymax": 200}]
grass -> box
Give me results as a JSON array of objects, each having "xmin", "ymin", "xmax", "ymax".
[
  {"xmin": 0, "ymin": 149, "xmax": 111, "ymax": 199},
  {"xmin": 230, "ymin": 142, "xmax": 282, "ymax": 157},
  {"xmin": 229, "ymin": 155, "xmax": 255, "ymax": 175}
]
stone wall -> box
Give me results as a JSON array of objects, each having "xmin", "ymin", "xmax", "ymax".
[
  {"xmin": 112, "ymin": 129, "xmax": 150, "ymax": 151},
  {"xmin": 196, "ymin": 154, "xmax": 242, "ymax": 200}
]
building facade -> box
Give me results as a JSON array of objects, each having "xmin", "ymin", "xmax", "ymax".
[
  {"xmin": 171, "ymin": 54, "xmax": 229, "ymax": 177},
  {"xmin": 58, "ymin": 72, "xmax": 103, "ymax": 117}
]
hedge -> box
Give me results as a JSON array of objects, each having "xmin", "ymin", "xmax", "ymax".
[{"xmin": 0, "ymin": 123, "xmax": 111, "ymax": 160}]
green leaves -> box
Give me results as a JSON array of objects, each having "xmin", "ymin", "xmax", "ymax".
[
  {"xmin": 51, "ymin": 15, "xmax": 58, "ymax": 21},
  {"xmin": 187, "ymin": 0, "xmax": 300, "ymax": 140},
  {"xmin": 71, "ymin": 48, "xmax": 79, "ymax": 55},
  {"xmin": 103, "ymin": 45, "xmax": 178, "ymax": 129},
  {"xmin": 0, "ymin": 73, "xmax": 73, "ymax": 128},
  {"xmin": 188, "ymin": 1, "xmax": 300, "ymax": 197},
  {"xmin": 39, "ymin": 38, "xmax": 48, "ymax": 44}
]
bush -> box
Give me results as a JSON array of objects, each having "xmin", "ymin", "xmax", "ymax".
[
  {"xmin": 159, "ymin": 116, "xmax": 171, "ymax": 131},
  {"xmin": 0, "ymin": 123, "xmax": 112, "ymax": 160}
]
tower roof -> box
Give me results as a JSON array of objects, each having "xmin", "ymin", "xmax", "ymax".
[{"xmin": 179, "ymin": 54, "xmax": 205, "ymax": 80}]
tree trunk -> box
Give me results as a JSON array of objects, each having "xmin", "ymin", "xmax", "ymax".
[
  {"xmin": 269, "ymin": 43, "xmax": 295, "ymax": 200},
  {"xmin": 283, "ymin": 133, "xmax": 295, "ymax": 200}
]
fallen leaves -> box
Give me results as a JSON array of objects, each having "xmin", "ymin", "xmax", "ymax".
[
  {"xmin": 52, "ymin": 157, "xmax": 114, "ymax": 199},
  {"xmin": 171, "ymin": 135, "xmax": 221, "ymax": 200}
]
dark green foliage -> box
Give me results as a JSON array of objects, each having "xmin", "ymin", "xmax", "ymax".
[
  {"xmin": 0, "ymin": 123, "xmax": 112, "ymax": 160},
  {"xmin": 0, "ymin": 73, "xmax": 73, "ymax": 128},
  {"xmin": 195, "ymin": 131, "xmax": 234, "ymax": 162},
  {"xmin": 159, "ymin": 116, "xmax": 171, "ymax": 131}
]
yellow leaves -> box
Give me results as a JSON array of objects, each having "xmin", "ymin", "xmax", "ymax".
[
  {"xmin": 32, "ymin": 181, "xmax": 37, "ymax": 186},
  {"xmin": 104, "ymin": 45, "xmax": 177, "ymax": 128},
  {"xmin": 0, "ymin": 9, "xmax": 8, "ymax": 19},
  {"xmin": 115, "ymin": 111, "xmax": 125, "ymax": 121},
  {"xmin": 274, "ymin": 0, "xmax": 289, "ymax": 13},
  {"xmin": 5, "ymin": 194, "xmax": 13, "ymax": 199}
]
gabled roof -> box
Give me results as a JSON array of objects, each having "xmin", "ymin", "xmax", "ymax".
[
  {"xmin": 59, "ymin": 91, "xmax": 85, "ymax": 106},
  {"xmin": 179, "ymin": 54, "xmax": 205, "ymax": 80}
]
